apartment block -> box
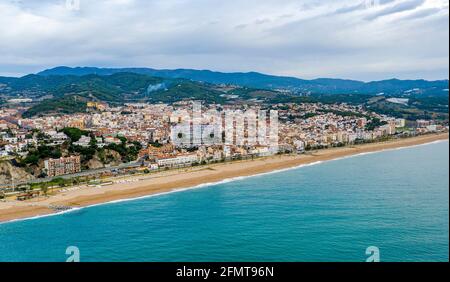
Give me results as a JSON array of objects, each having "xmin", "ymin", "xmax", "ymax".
[{"xmin": 44, "ymin": 156, "xmax": 81, "ymax": 177}]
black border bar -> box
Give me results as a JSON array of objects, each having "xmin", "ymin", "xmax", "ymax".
[{"xmin": 0, "ymin": 262, "xmax": 448, "ymax": 280}]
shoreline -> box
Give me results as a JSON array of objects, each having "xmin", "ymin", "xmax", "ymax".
[{"xmin": 0, "ymin": 133, "xmax": 448, "ymax": 224}]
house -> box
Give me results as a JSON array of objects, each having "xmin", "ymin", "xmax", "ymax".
[
  {"xmin": 47, "ymin": 131, "xmax": 68, "ymax": 146},
  {"xmin": 73, "ymin": 136, "xmax": 91, "ymax": 147}
]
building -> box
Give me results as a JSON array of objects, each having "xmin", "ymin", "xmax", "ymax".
[
  {"xmin": 357, "ymin": 118, "xmax": 367, "ymax": 128},
  {"xmin": 104, "ymin": 136, "xmax": 122, "ymax": 145},
  {"xmin": 7, "ymin": 98, "xmax": 33, "ymax": 104},
  {"xmin": 73, "ymin": 135, "xmax": 91, "ymax": 147},
  {"xmin": 139, "ymin": 144, "xmax": 175, "ymax": 159},
  {"xmin": 68, "ymin": 119, "xmax": 85, "ymax": 129},
  {"xmin": 395, "ymin": 119, "xmax": 406, "ymax": 128},
  {"xmin": 416, "ymin": 119, "xmax": 431, "ymax": 128},
  {"xmin": 44, "ymin": 156, "xmax": 81, "ymax": 177},
  {"xmin": 47, "ymin": 131, "xmax": 68, "ymax": 146},
  {"xmin": 87, "ymin": 101, "xmax": 108, "ymax": 111},
  {"xmin": 156, "ymin": 154, "xmax": 198, "ymax": 168},
  {"xmin": 426, "ymin": 124, "xmax": 438, "ymax": 132},
  {"xmin": 250, "ymin": 145, "xmax": 273, "ymax": 156}
]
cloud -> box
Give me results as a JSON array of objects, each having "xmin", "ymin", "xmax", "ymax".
[
  {"xmin": 398, "ymin": 7, "xmax": 441, "ymax": 19},
  {"xmin": 365, "ymin": 0, "xmax": 426, "ymax": 20},
  {"xmin": 0, "ymin": 0, "xmax": 448, "ymax": 80},
  {"xmin": 334, "ymin": 3, "xmax": 366, "ymax": 15}
]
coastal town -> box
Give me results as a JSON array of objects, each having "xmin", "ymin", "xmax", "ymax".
[
  {"xmin": 1, "ymin": 0, "xmax": 449, "ymax": 267},
  {"xmin": 0, "ymin": 99, "xmax": 448, "ymax": 203}
]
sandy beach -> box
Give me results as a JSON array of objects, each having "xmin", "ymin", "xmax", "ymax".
[{"xmin": 0, "ymin": 133, "xmax": 448, "ymax": 223}]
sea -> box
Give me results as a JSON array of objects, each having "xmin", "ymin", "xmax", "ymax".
[{"xmin": 0, "ymin": 140, "xmax": 448, "ymax": 262}]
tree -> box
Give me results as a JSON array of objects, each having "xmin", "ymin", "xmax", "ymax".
[
  {"xmin": 61, "ymin": 127, "xmax": 89, "ymax": 142},
  {"xmin": 41, "ymin": 183, "xmax": 48, "ymax": 197}
]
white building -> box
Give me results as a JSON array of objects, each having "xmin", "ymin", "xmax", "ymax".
[
  {"xmin": 395, "ymin": 119, "xmax": 406, "ymax": 128},
  {"xmin": 157, "ymin": 154, "xmax": 199, "ymax": 168},
  {"xmin": 426, "ymin": 125, "xmax": 438, "ymax": 132},
  {"xmin": 47, "ymin": 131, "xmax": 68, "ymax": 146},
  {"xmin": 73, "ymin": 135, "xmax": 91, "ymax": 147}
]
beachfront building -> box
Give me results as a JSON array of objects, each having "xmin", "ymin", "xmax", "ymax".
[
  {"xmin": 44, "ymin": 156, "xmax": 81, "ymax": 177},
  {"xmin": 250, "ymin": 145, "xmax": 272, "ymax": 157},
  {"xmin": 416, "ymin": 119, "xmax": 431, "ymax": 128},
  {"xmin": 395, "ymin": 118, "xmax": 406, "ymax": 128},
  {"xmin": 156, "ymin": 154, "xmax": 199, "ymax": 168}
]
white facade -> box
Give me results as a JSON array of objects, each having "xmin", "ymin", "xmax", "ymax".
[
  {"xmin": 73, "ymin": 136, "xmax": 92, "ymax": 147},
  {"xmin": 395, "ymin": 119, "xmax": 406, "ymax": 128},
  {"xmin": 157, "ymin": 154, "xmax": 199, "ymax": 167}
]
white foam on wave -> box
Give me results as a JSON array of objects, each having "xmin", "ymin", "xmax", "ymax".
[
  {"xmin": 2, "ymin": 207, "xmax": 83, "ymax": 224},
  {"xmin": 1, "ymin": 138, "xmax": 447, "ymax": 225}
]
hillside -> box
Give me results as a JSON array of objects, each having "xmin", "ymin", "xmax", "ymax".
[
  {"xmin": 37, "ymin": 66, "xmax": 449, "ymax": 96},
  {"xmin": 0, "ymin": 68, "xmax": 447, "ymax": 120},
  {"xmin": 8, "ymin": 73, "xmax": 279, "ymax": 117},
  {"xmin": 0, "ymin": 160, "xmax": 35, "ymax": 184}
]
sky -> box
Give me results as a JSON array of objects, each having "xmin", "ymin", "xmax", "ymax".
[{"xmin": 0, "ymin": 0, "xmax": 448, "ymax": 81}]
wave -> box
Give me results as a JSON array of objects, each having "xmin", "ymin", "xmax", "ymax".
[
  {"xmin": 2, "ymin": 207, "xmax": 83, "ymax": 224},
  {"xmin": 1, "ymin": 138, "xmax": 447, "ymax": 225}
]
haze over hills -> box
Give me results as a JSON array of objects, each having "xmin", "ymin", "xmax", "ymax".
[{"xmin": 36, "ymin": 66, "xmax": 449, "ymax": 96}]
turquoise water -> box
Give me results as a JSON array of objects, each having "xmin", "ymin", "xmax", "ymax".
[{"xmin": 0, "ymin": 141, "xmax": 448, "ymax": 262}]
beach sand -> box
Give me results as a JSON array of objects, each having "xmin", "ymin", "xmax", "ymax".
[{"xmin": 0, "ymin": 133, "xmax": 448, "ymax": 223}]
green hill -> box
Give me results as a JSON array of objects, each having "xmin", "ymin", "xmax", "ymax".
[
  {"xmin": 17, "ymin": 73, "xmax": 274, "ymax": 117},
  {"xmin": 1, "ymin": 70, "xmax": 446, "ymax": 121},
  {"xmin": 37, "ymin": 66, "xmax": 449, "ymax": 96}
]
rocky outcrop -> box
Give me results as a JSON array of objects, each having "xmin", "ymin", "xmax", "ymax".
[
  {"xmin": 87, "ymin": 155, "xmax": 104, "ymax": 170},
  {"xmin": 86, "ymin": 149, "xmax": 122, "ymax": 170},
  {"xmin": 99, "ymin": 149, "xmax": 122, "ymax": 166},
  {"xmin": 0, "ymin": 161, "xmax": 35, "ymax": 184}
]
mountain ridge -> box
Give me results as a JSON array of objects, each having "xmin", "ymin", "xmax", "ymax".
[
  {"xmin": 0, "ymin": 70, "xmax": 447, "ymax": 121},
  {"xmin": 37, "ymin": 66, "xmax": 449, "ymax": 83},
  {"xmin": 36, "ymin": 66, "xmax": 449, "ymax": 95}
]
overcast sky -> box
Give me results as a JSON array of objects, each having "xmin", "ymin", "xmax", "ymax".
[{"xmin": 0, "ymin": 0, "xmax": 448, "ymax": 81}]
